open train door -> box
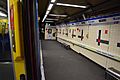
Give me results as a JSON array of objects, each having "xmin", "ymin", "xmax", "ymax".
[{"xmin": 8, "ymin": 0, "xmax": 41, "ymax": 80}]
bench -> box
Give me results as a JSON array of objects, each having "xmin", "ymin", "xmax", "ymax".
[{"xmin": 106, "ymin": 67, "xmax": 120, "ymax": 80}]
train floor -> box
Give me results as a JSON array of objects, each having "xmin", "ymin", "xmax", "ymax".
[
  {"xmin": 41, "ymin": 40, "xmax": 106, "ymax": 80},
  {"xmin": 0, "ymin": 62, "xmax": 14, "ymax": 80}
]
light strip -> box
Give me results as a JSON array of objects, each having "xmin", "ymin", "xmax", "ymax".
[
  {"xmin": 0, "ymin": 11, "xmax": 7, "ymax": 17},
  {"xmin": 47, "ymin": 4, "xmax": 53, "ymax": 11},
  {"xmin": 49, "ymin": 14, "xmax": 67, "ymax": 17},
  {"xmin": 56, "ymin": 3, "xmax": 87, "ymax": 8},
  {"xmin": 42, "ymin": 0, "xmax": 56, "ymax": 22},
  {"xmin": 46, "ymin": 10, "xmax": 50, "ymax": 15},
  {"xmin": 46, "ymin": 18, "xmax": 58, "ymax": 21},
  {"xmin": 42, "ymin": 3, "xmax": 54, "ymax": 22},
  {"xmin": 51, "ymin": 0, "xmax": 56, "ymax": 3},
  {"xmin": 42, "ymin": 15, "xmax": 47, "ymax": 22}
]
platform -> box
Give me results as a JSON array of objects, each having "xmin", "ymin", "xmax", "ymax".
[{"xmin": 41, "ymin": 40, "xmax": 106, "ymax": 80}]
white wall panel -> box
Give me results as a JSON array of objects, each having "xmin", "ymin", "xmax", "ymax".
[{"xmin": 56, "ymin": 15, "xmax": 120, "ymax": 71}]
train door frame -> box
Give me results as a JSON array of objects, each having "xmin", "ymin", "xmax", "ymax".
[{"xmin": 22, "ymin": 0, "xmax": 41, "ymax": 80}]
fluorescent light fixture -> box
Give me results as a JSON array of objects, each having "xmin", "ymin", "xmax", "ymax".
[
  {"xmin": 46, "ymin": 18, "xmax": 58, "ymax": 21},
  {"xmin": 46, "ymin": 10, "xmax": 50, "ymax": 15},
  {"xmin": 42, "ymin": 10, "xmax": 50, "ymax": 22},
  {"xmin": 51, "ymin": 0, "xmax": 56, "ymax": 3},
  {"xmin": 56, "ymin": 3, "xmax": 87, "ymax": 8},
  {"xmin": 45, "ymin": 21, "xmax": 54, "ymax": 22},
  {"xmin": 42, "ymin": 3, "xmax": 54, "ymax": 22},
  {"xmin": 47, "ymin": 4, "xmax": 54, "ymax": 11},
  {"xmin": 42, "ymin": 15, "xmax": 47, "ymax": 22},
  {"xmin": 49, "ymin": 14, "xmax": 67, "ymax": 17},
  {"xmin": 0, "ymin": 11, "xmax": 7, "ymax": 17}
]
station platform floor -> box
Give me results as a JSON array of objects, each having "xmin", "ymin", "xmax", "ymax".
[{"xmin": 41, "ymin": 40, "xmax": 106, "ymax": 80}]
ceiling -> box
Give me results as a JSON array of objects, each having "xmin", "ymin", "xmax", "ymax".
[
  {"xmin": 0, "ymin": 0, "xmax": 119, "ymax": 23},
  {"xmin": 38, "ymin": 0, "xmax": 120, "ymax": 24},
  {"xmin": 0, "ymin": 0, "xmax": 7, "ymax": 13}
]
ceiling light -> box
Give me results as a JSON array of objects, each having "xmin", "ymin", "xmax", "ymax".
[
  {"xmin": 49, "ymin": 14, "xmax": 67, "ymax": 17},
  {"xmin": 46, "ymin": 10, "xmax": 50, "ymax": 15},
  {"xmin": 51, "ymin": 0, "xmax": 56, "ymax": 3},
  {"xmin": 42, "ymin": 15, "xmax": 47, "ymax": 22},
  {"xmin": 56, "ymin": 3, "xmax": 87, "ymax": 8},
  {"xmin": 42, "ymin": 2, "xmax": 55, "ymax": 22},
  {"xmin": 47, "ymin": 4, "xmax": 54, "ymax": 11},
  {"xmin": 0, "ymin": 11, "xmax": 7, "ymax": 17},
  {"xmin": 46, "ymin": 18, "xmax": 58, "ymax": 21}
]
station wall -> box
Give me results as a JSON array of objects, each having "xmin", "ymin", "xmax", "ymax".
[{"xmin": 56, "ymin": 14, "xmax": 120, "ymax": 71}]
